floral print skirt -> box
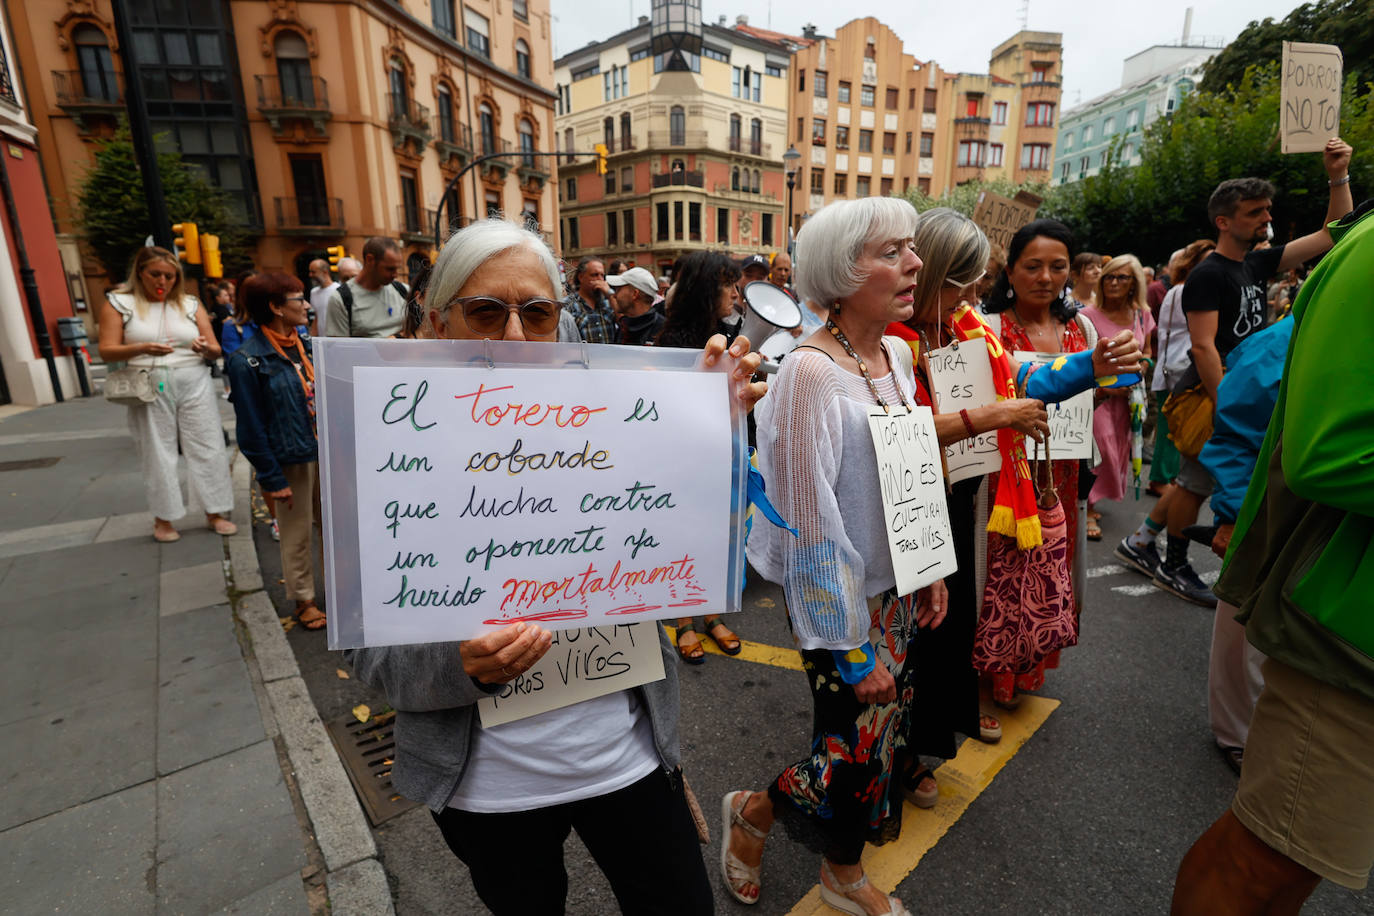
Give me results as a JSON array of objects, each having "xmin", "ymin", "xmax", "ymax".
[{"xmin": 768, "ymin": 591, "xmax": 917, "ymax": 865}]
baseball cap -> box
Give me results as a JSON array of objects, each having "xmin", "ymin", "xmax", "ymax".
[
  {"xmin": 740, "ymin": 254, "xmax": 770, "ymax": 272},
  {"xmin": 606, "ymin": 266, "xmax": 659, "ymax": 299}
]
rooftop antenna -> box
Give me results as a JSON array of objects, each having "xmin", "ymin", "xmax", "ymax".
[{"xmin": 1018, "ymin": 0, "xmax": 1029, "ymax": 29}]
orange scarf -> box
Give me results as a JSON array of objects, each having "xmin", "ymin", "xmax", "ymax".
[
  {"xmin": 949, "ymin": 304, "xmax": 1042, "ymax": 549},
  {"xmin": 260, "ymin": 324, "xmax": 315, "ymax": 400}
]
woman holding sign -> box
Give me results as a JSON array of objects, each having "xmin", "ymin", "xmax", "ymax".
[
  {"xmin": 347, "ymin": 219, "xmax": 766, "ymax": 916},
  {"xmin": 727, "ymin": 198, "xmax": 949, "ymax": 916}
]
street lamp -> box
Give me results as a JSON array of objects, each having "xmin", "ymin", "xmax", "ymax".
[{"xmin": 783, "ymin": 145, "xmax": 800, "ymax": 258}]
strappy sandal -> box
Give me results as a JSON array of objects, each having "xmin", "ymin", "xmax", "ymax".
[
  {"xmin": 977, "ymin": 712, "xmax": 1002, "ymax": 743},
  {"xmin": 704, "ymin": 618, "xmax": 743, "ymax": 656},
  {"xmin": 295, "ymin": 601, "xmax": 327, "ymax": 631},
  {"xmin": 900, "ymin": 765, "xmax": 938, "ymax": 809},
  {"xmin": 676, "ymin": 627, "xmax": 706, "ymax": 665},
  {"xmin": 819, "ymin": 860, "xmax": 912, "ymax": 916},
  {"xmin": 721, "ymin": 791, "xmax": 766, "ymax": 905},
  {"xmin": 1086, "ymin": 517, "xmax": 1103, "ymax": 541}
]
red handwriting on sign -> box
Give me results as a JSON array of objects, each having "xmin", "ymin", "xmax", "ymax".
[
  {"xmin": 496, "ymin": 556, "xmax": 698, "ymax": 612},
  {"xmin": 454, "ymin": 383, "xmax": 609, "ymax": 428}
]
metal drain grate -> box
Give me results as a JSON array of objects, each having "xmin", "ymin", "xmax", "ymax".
[
  {"xmin": 0, "ymin": 457, "xmax": 60, "ymax": 472},
  {"xmin": 324, "ymin": 709, "xmax": 420, "ymax": 826}
]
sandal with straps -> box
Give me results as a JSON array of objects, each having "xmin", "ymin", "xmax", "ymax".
[
  {"xmin": 676, "ymin": 627, "xmax": 706, "ymax": 665},
  {"xmin": 819, "ymin": 860, "xmax": 912, "ymax": 916},
  {"xmin": 721, "ymin": 791, "xmax": 767, "ymax": 905},
  {"xmin": 705, "ymin": 618, "xmax": 743, "ymax": 656}
]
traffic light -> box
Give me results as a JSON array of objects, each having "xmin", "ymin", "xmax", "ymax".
[
  {"xmin": 327, "ymin": 245, "xmax": 346, "ymax": 272},
  {"xmin": 172, "ymin": 221, "xmax": 200, "ymax": 264},
  {"xmin": 594, "ymin": 143, "xmax": 608, "ymax": 176},
  {"xmin": 200, "ymin": 234, "xmax": 222, "ymax": 279}
]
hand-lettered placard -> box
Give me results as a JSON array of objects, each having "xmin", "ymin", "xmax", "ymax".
[
  {"xmin": 478, "ymin": 623, "xmax": 665, "ymax": 727},
  {"xmin": 1015, "ymin": 351, "xmax": 1092, "ymax": 459},
  {"xmin": 1281, "ymin": 41, "xmax": 1343, "ymax": 154},
  {"xmin": 973, "ymin": 190, "xmax": 1042, "ymax": 254},
  {"xmin": 927, "ymin": 343, "xmax": 1000, "ymax": 483},
  {"xmin": 316, "ymin": 338, "xmax": 748, "ymax": 649},
  {"xmin": 867, "ymin": 406, "xmax": 958, "ymax": 595}
]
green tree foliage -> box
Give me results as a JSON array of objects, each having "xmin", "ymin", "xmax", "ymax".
[
  {"xmin": 1041, "ymin": 65, "xmax": 1374, "ymax": 266},
  {"xmin": 898, "ymin": 176, "xmax": 1052, "ymax": 217},
  {"xmin": 75, "ymin": 123, "xmax": 253, "ymax": 282},
  {"xmin": 1198, "ymin": 0, "xmax": 1374, "ymax": 97}
]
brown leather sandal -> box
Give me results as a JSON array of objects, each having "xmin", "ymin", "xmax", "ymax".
[
  {"xmin": 295, "ymin": 601, "xmax": 327, "ymax": 631},
  {"xmin": 676, "ymin": 627, "xmax": 705, "ymax": 665},
  {"xmin": 705, "ymin": 618, "xmax": 743, "ymax": 655}
]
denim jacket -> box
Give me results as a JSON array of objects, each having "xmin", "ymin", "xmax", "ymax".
[{"xmin": 226, "ymin": 331, "xmax": 316, "ymax": 491}]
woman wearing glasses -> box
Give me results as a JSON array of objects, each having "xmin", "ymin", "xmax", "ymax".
[
  {"xmin": 348, "ymin": 220, "xmax": 765, "ymax": 915},
  {"xmin": 1081, "ymin": 255, "xmax": 1154, "ymax": 539},
  {"xmin": 225, "ymin": 273, "xmax": 325, "ymax": 630}
]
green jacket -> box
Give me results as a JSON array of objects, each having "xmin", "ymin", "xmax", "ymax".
[{"xmin": 1214, "ymin": 202, "xmax": 1374, "ymax": 702}]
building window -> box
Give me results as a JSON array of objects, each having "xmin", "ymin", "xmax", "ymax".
[
  {"xmin": 1103, "ymin": 116, "xmax": 1115, "ymax": 135},
  {"xmin": 388, "ymin": 59, "xmax": 408, "ymax": 112},
  {"xmin": 752, "ymin": 169, "xmax": 760, "ymax": 193},
  {"xmin": 1061, "ymin": 161, "xmax": 1070, "ymax": 183},
  {"xmin": 1063, "ymin": 131, "xmax": 1073, "ymax": 150},
  {"xmin": 432, "ymin": 0, "xmax": 456, "ymax": 39},
  {"xmin": 1126, "ymin": 108, "xmax": 1139, "ymax": 130},
  {"xmin": 765, "ymin": 63, "xmax": 781, "ymax": 77},
  {"xmin": 835, "ymin": 125, "xmax": 849, "ymax": 149},
  {"xmin": 72, "ymin": 25, "xmax": 117, "ymax": 103},
  {"xmin": 604, "ymin": 116, "xmax": 614, "ymax": 148},
  {"xmin": 703, "ymin": 46, "xmax": 729, "ymax": 62},
  {"xmin": 1021, "ymin": 143, "xmax": 1052, "ymax": 170},
  {"xmin": 567, "ymin": 214, "xmax": 579, "ymax": 248},
  {"xmin": 856, "ymin": 175, "xmax": 870, "ymax": 196},
  {"xmin": 904, "ymin": 131, "xmax": 912, "ymax": 154},
  {"xmin": 437, "ymin": 85, "xmax": 455, "ymax": 141},
  {"xmin": 674, "ymin": 201, "xmax": 683, "ymax": 240},
  {"xmin": 733, "ymin": 66, "xmax": 757, "ymax": 100},
  {"xmin": 1100, "ymin": 149, "xmax": 1109, "ymax": 167},
  {"xmin": 604, "ymin": 71, "xmax": 612, "ymax": 102},
  {"xmin": 751, "ymin": 71, "xmax": 761, "ymax": 102},
  {"xmin": 399, "ymin": 170, "xmax": 420, "ymax": 231},
  {"xmin": 796, "ymin": 117, "xmax": 804, "ymax": 143},
  {"xmin": 513, "ymin": 0, "xmax": 527, "ymax": 19},
  {"xmin": 729, "ymin": 113, "xmax": 741, "ymax": 148},
  {"xmin": 621, "ymin": 166, "xmax": 633, "ymax": 192},
  {"xmin": 289, "ymin": 154, "xmax": 329, "ymax": 225},
  {"xmin": 479, "ymin": 102, "xmax": 496, "ymax": 153},
  {"xmin": 864, "ymin": 40, "xmax": 876, "ymax": 60},
  {"xmin": 275, "ymin": 32, "xmax": 314, "ymax": 106},
  {"xmin": 669, "ymin": 106, "xmax": 685, "ymax": 145},
  {"xmin": 957, "ymin": 140, "xmax": 986, "ymax": 167},
  {"xmin": 885, "ymin": 87, "xmax": 898, "ymax": 109},
  {"xmin": 717, "ymin": 207, "xmax": 729, "ymax": 243},
  {"xmin": 965, "ymin": 95, "xmax": 980, "ymax": 117},
  {"xmin": 833, "ymin": 173, "xmax": 847, "ymax": 195},
  {"xmin": 810, "ymin": 169, "xmax": 824, "ymax": 193},
  {"xmin": 657, "ymin": 202, "xmax": 669, "ymax": 241},
  {"xmin": 909, "ymin": 88, "xmax": 917, "ymax": 109},
  {"xmin": 465, "ymin": 9, "xmax": 490, "ymax": 58},
  {"xmin": 761, "ymin": 213, "xmax": 773, "ymax": 246},
  {"xmin": 1079, "ymin": 155, "xmax": 1089, "ymax": 177},
  {"xmin": 688, "ymin": 202, "xmax": 701, "ymax": 241},
  {"xmin": 918, "ymin": 177, "xmax": 930, "ymax": 193},
  {"xmin": 919, "ymin": 132, "xmax": 933, "ymax": 157},
  {"xmin": 837, "ymin": 81, "xmax": 850, "ymax": 103},
  {"xmin": 1026, "ymin": 102, "xmax": 1054, "ymax": 126},
  {"xmin": 518, "ymin": 118, "xmax": 535, "ymax": 166},
  {"xmin": 515, "ymin": 39, "xmax": 531, "ymax": 79},
  {"xmin": 571, "ymin": 63, "xmax": 599, "ymax": 81},
  {"xmin": 814, "ymin": 69, "xmax": 827, "ymax": 97},
  {"xmin": 860, "ymin": 84, "xmax": 875, "ymax": 107},
  {"xmin": 812, "ymin": 118, "xmax": 826, "ymax": 145},
  {"xmin": 1031, "ymin": 62, "xmax": 1050, "ymax": 82},
  {"xmin": 565, "ymin": 176, "xmax": 576, "ymax": 200},
  {"xmin": 731, "ymin": 166, "xmax": 740, "ymax": 191},
  {"xmin": 564, "ymin": 127, "xmax": 575, "ymax": 160},
  {"xmin": 880, "ymin": 177, "xmax": 893, "ymax": 196},
  {"xmin": 882, "ymin": 132, "xmax": 896, "ymax": 155},
  {"xmin": 992, "ymin": 101, "xmax": 1008, "ymax": 125},
  {"xmin": 923, "ymin": 88, "xmax": 938, "ymax": 112},
  {"xmin": 605, "ymin": 171, "xmax": 616, "ymax": 195},
  {"xmin": 1082, "ymin": 125, "xmax": 1093, "ymax": 143},
  {"xmin": 623, "ymin": 208, "xmax": 635, "ymax": 243},
  {"xmin": 607, "ymin": 211, "xmax": 618, "ymax": 245},
  {"xmin": 797, "ymin": 68, "xmax": 805, "ymax": 92},
  {"xmin": 858, "ymin": 129, "xmax": 873, "ymax": 153},
  {"xmin": 620, "ymin": 112, "xmax": 632, "ymax": 146},
  {"xmin": 989, "ymin": 143, "xmax": 1004, "ymax": 166},
  {"xmin": 750, "ymin": 118, "xmax": 762, "ymax": 153}
]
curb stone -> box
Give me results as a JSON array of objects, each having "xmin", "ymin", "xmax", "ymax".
[{"xmin": 224, "ymin": 450, "xmax": 394, "ymax": 914}]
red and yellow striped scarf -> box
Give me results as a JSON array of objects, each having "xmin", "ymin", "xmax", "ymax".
[{"xmin": 949, "ymin": 303, "xmax": 1042, "ymax": 549}]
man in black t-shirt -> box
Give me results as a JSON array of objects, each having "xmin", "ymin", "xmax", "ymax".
[{"xmin": 1144, "ymin": 140, "xmax": 1354, "ymax": 608}]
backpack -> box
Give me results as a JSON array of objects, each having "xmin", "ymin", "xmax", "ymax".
[{"xmin": 338, "ymin": 279, "xmax": 408, "ymax": 334}]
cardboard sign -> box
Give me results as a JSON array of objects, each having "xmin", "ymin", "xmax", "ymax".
[
  {"xmin": 317, "ymin": 339, "xmax": 748, "ymax": 649},
  {"xmin": 1281, "ymin": 41, "xmax": 1343, "ymax": 154},
  {"xmin": 867, "ymin": 406, "xmax": 958, "ymax": 595},
  {"xmin": 927, "ymin": 342, "xmax": 1001, "ymax": 483},
  {"xmin": 477, "ymin": 623, "xmax": 665, "ymax": 727},
  {"xmin": 972, "ymin": 190, "xmax": 1043, "ymax": 254},
  {"xmin": 1015, "ymin": 351, "xmax": 1092, "ymax": 459}
]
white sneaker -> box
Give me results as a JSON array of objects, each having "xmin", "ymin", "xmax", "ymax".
[{"xmin": 270, "ymin": 519, "xmax": 280, "ymax": 541}]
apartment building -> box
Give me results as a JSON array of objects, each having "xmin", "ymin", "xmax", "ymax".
[
  {"xmin": 552, "ymin": 2, "xmax": 790, "ymax": 273},
  {"xmin": 7, "ymin": 0, "xmax": 557, "ymax": 324}
]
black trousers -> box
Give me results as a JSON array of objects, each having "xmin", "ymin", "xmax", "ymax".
[{"xmin": 431, "ymin": 768, "xmax": 714, "ymax": 916}]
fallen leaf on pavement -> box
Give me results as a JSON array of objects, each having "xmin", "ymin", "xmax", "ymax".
[
  {"xmin": 352, "ymin": 704, "xmax": 371, "ymax": 723},
  {"xmin": 336, "ymin": 668, "xmax": 350, "ymax": 679},
  {"xmin": 280, "ymin": 616, "xmax": 296, "ymax": 632},
  {"xmin": 756, "ymin": 597, "xmax": 776, "ymax": 609}
]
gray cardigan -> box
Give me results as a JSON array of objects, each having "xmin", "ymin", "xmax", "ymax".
[{"xmin": 345, "ymin": 625, "xmax": 683, "ymax": 812}]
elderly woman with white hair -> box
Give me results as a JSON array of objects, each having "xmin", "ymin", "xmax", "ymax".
[
  {"xmin": 345, "ymin": 219, "xmax": 764, "ymax": 916},
  {"xmin": 723, "ymin": 198, "xmax": 950, "ymax": 916}
]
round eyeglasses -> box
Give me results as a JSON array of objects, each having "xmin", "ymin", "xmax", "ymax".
[{"xmin": 448, "ymin": 296, "xmax": 562, "ymax": 339}]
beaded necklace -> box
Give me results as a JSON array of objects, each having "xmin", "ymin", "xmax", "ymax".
[{"xmin": 826, "ymin": 319, "xmax": 911, "ymax": 414}]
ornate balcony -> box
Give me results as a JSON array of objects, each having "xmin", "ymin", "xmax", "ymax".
[
  {"xmin": 273, "ymin": 197, "xmax": 345, "ymax": 236},
  {"xmin": 256, "ymin": 75, "xmax": 330, "ymax": 139},
  {"xmin": 434, "ymin": 122, "xmax": 473, "ymax": 168},
  {"xmin": 397, "ymin": 204, "xmax": 435, "ymax": 242},
  {"xmin": 477, "ymin": 136, "xmax": 512, "ymax": 180},
  {"xmin": 651, "ymin": 169, "xmax": 704, "ymax": 189},
  {"xmin": 52, "ymin": 70, "xmax": 123, "ymax": 134},
  {"xmin": 389, "ymin": 96, "xmax": 432, "ymax": 157}
]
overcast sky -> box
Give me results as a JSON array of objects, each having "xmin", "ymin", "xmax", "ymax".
[{"xmin": 550, "ymin": 0, "xmax": 1305, "ymax": 107}]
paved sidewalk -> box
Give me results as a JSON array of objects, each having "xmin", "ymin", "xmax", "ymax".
[{"xmin": 0, "ymin": 396, "xmax": 382, "ymax": 914}]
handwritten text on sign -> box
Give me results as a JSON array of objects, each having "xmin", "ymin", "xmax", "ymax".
[
  {"xmin": 867, "ymin": 405, "xmax": 957, "ymax": 595},
  {"xmin": 1281, "ymin": 41, "xmax": 1342, "ymax": 154},
  {"xmin": 351, "ymin": 366, "xmax": 732, "ymax": 645},
  {"xmin": 478, "ymin": 623, "xmax": 664, "ymax": 727},
  {"xmin": 973, "ymin": 190, "xmax": 1042, "ymax": 254},
  {"xmin": 1014, "ymin": 351, "xmax": 1092, "ymax": 459},
  {"xmin": 927, "ymin": 343, "xmax": 1000, "ymax": 483}
]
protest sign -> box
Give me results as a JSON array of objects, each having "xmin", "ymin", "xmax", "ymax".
[
  {"xmin": 478, "ymin": 623, "xmax": 665, "ymax": 727},
  {"xmin": 1281, "ymin": 41, "xmax": 1343, "ymax": 154},
  {"xmin": 317, "ymin": 338, "xmax": 748, "ymax": 649},
  {"xmin": 1014, "ymin": 351, "xmax": 1092, "ymax": 459},
  {"xmin": 972, "ymin": 190, "xmax": 1042, "ymax": 254},
  {"xmin": 927, "ymin": 343, "xmax": 1000, "ymax": 483},
  {"xmin": 867, "ymin": 406, "xmax": 958, "ymax": 595}
]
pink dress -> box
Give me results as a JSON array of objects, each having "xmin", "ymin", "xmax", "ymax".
[{"xmin": 1082, "ymin": 305, "xmax": 1155, "ymax": 504}]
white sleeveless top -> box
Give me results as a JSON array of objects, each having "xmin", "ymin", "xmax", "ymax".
[{"xmin": 108, "ymin": 292, "xmax": 205, "ymax": 369}]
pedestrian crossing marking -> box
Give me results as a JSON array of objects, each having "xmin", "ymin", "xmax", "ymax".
[
  {"xmin": 786, "ymin": 694, "xmax": 1060, "ymax": 915},
  {"xmin": 1111, "ymin": 583, "xmax": 1157, "ymax": 597},
  {"xmin": 1088, "ymin": 565, "xmax": 1126, "ymax": 578}
]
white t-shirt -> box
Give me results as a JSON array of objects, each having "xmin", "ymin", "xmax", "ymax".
[
  {"xmin": 446, "ymin": 690, "xmax": 659, "ymax": 813},
  {"xmin": 108, "ymin": 293, "xmax": 205, "ymax": 369},
  {"xmin": 1153, "ymin": 284, "xmax": 1191, "ymax": 391},
  {"xmin": 310, "ymin": 281, "xmax": 338, "ymax": 334}
]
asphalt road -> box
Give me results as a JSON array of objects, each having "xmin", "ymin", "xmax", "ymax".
[{"xmin": 255, "ymin": 491, "xmax": 1373, "ymax": 915}]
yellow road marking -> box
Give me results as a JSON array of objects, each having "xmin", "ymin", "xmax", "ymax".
[
  {"xmin": 664, "ymin": 625, "xmax": 804, "ymax": 671},
  {"xmin": 786, "ymin": 695, "xmax": 1060, "ymax": 915}
]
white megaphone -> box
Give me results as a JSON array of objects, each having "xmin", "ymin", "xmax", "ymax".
[{"xmin": 740, "ymin": 282, "xmax": 802, "ymax": 369}]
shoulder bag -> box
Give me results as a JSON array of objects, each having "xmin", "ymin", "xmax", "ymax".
[{"xmin": 104, "ymin": 295, "xmax": 165, "ymax": 407}]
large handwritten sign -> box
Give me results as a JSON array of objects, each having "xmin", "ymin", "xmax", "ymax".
[
  {"xmin": 1015, "ymin": 351, "xmax": 1092, "ymax": 459},
  {"xmin": 1281, "ymin": 41, "xmax": 1342, "ymax": 154},
  {"xmin": 867, "ymin": 406, "xmax": 957, "ymax": 595},
  {"xmin": 478, "ymin": 623, "xmax": 664, "ymax": 727},
  {"xmin": 972, "ymin": 190, "xmax": 1042, "ymax": 253},
  {"xmin": 927, "ymin": 343, "xmax": 1000, "ymax": 483},
  {"xmin": 317, "ymin": 339, "xmax": 747, "ymax": 649}
]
